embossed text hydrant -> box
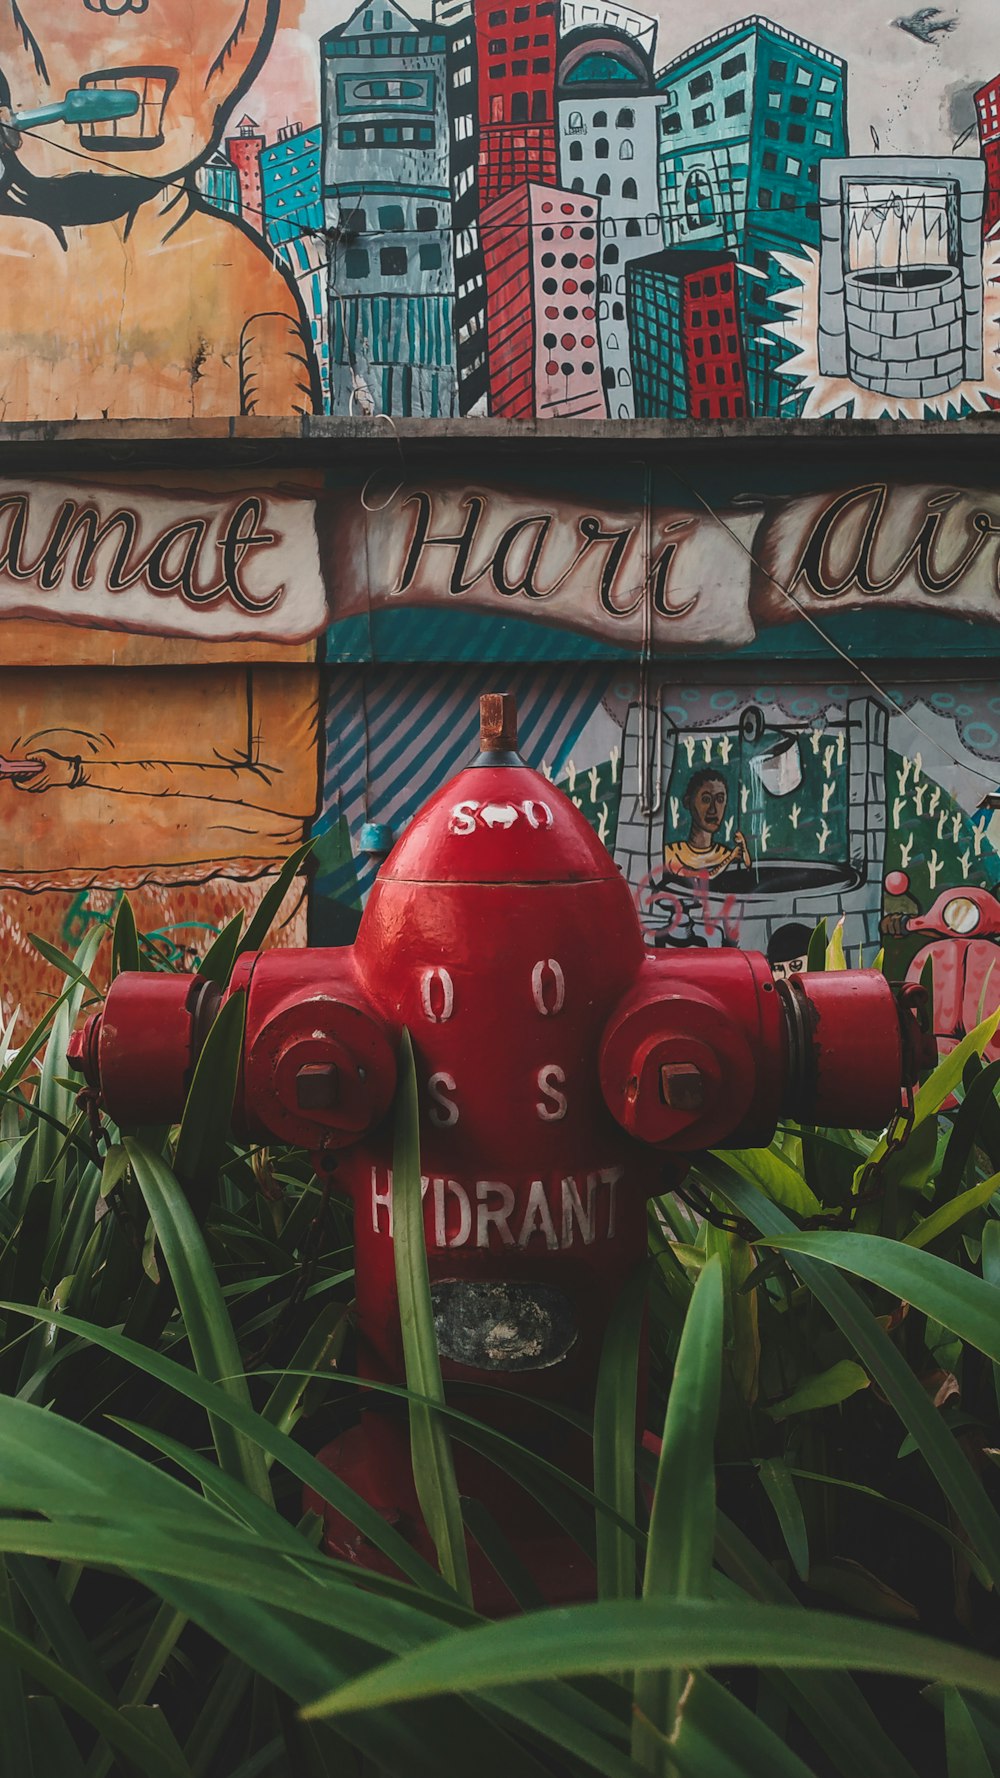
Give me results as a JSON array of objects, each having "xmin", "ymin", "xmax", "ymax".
[{"xmin": 69, "ymin": 694, "xmax": 931, "ymax": 1607}]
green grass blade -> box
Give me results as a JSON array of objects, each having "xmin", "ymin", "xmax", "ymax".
[
  {"xmin": 172, "ymin": 992, "xmax": 246, "ymax": 1208},
  {"xmin": 767, "ymin": 1359, "xmax": 869, "ymax": 1421},
  {"xmin": 124, "ymin": 1138, "xmax": 271, "ymax": 1505},
  {"xmin": 670, "ymin": 1671, "xmax": 821, "ymax": 1778},
  {"xmin": 703, "ymin": 1165, "xmax": 1000, "ymax": 1591},
  {"xmin": 826, "ymin": 918, "xmax": 847, "ymax": 971},
  {"xmin": 6, "ymin": 970, "xmax": 98, "ymax": 1098},
  {"xmin": 806, "ymin": 918, "xmax": 828, "ymax": 972},
  {"xmin": 0, "ymin": 1617, "xmax": 192, "ymax": 1778},
  {"xmin": 237, "ymin": 841, "xmax": 314, "ymax": 960},
  {"xmin": 784, "ymin": 1468, "xmax": 991, "ymax": 1591},
  {"xmin": 904, "ymin": 1173, "xmax": 1000, "ymax": 1250},
  {"xmin": 715, "ymin": 1148, "xmax": 821, "ymax": 1217},
  {"xmin": 112, "ymin": 894, "xmax": 142, "ymax": 975},
  {"xmin": 259, "ymin": 1299, "xmax": 349, "ymax": 1441},
  {"xmin": 37, "ymin": 924, "xmax": 105, "ymax": 1193},
  {"xmin": 0, "ymin": 1300, "xmax": 452, "ymax": 1595},
  {"xmin": 0, "ymin": 1556, "xmax": 34, "ymax": 1778},
  {"xmin": 593, "ymin": 1262, "xmax": 648, "ymax": 1602},
  {"xmin": 302, "ymin": 1595, "xmax": 1000, "ymax": 1718},
  {"xmin": 642, "ymin": 1257, "xmax": 723, "ymax": 1601},
  {"xmin": 196, "ymin": 913, "xmax": 245, "ymax": 987},
  {"xmin": 185, "ymin": 1652, "xmax": 252, "ymax": 1777},
  {"xmin": 944, "ymin": 1686, "xmax": 995, "ymax": 1778},
  {"xmin": 7, "ymin": 1551, "xmax": 115, "ymax": 1701},
  {"xmin": 27, "ymin": 1696, "xmax": 87, "ymax": 1778},
  {"xmin": 714, "ymin": 1510, "xmax": 919, "ymax": 1778},
  {"xmin": 459, "ymin": 1498, "xmax": 546, "ymax": 1613},
  {"xmin": 912, "ymin": 1012, "xmax": 1000, "ymax": 1131},
  {"xmin": 755, "ymin": 1459, "xmax": 809, "ymax": 1583},
  {"xmin": 937, "ymin": 1060, "xmax": 1000, "ymax": 1199},
  {"xmin": 27, "ymin": 932, "xmax": 101, "ymax": 997},
  {"xmin": 392, "ymin": 1029, "xmax": 472, "ymax": 1604},
  {"xmin": 633, "ymin": 1255, "xmax": 723, "ymax": 1774},
  {"xmin": 768, "ymin": 1230, "xmax": 1000, "ymax": 1365}
]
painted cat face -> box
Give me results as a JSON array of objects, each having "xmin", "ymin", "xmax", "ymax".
[{"xmin": 0, "ymin": 0, "xmax": 279, "ymax": 185}]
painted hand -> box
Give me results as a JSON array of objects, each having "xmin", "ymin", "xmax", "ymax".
[
  {"xmin": 12, "ymin": 749, "xmax": 85, "ymax": 792},
  {"xmin": 879, "ymin": 912, "xmax": 910, "ymax": 938}
]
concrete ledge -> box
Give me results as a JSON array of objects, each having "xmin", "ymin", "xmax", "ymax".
[{"xmin": 0, "ymin": 412, "xmax": 995, "ymax": 469}]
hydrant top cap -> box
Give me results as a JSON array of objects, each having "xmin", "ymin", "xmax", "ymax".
[{"xmin": 374, "ymin": 695, "xmax": 626, "ymax": 888}]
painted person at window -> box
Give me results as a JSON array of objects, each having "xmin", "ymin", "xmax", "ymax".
[
  {"xmin": 766, "ymin": 922, "xmax": 813, "ymax": 982},
  {"xmin": 662, "ymin": 769, "xmax": 751, "ymax": 879}
]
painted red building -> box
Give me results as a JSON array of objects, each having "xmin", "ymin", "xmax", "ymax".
[
  {"xmin": 483, "ymin": 182, "xmax": 606, "ymax": 418},
  {"xmin": 976, "ymin": 74, "xmax": 1000, "ymax": 238},
  {"xmin": 475, "ymin": 0, "xmax": 558, "ymax": 208},
  {"xmin": 626, "ymin": 250, "xmax": 747, "ymax": 421},
  {"xmin": 226, "ymin": 115, "xmax": 266, "ymax": 235}
]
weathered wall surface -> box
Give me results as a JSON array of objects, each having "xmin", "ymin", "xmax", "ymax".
[
  {"xmin": 0, "ymin": 469, "xmax": 324, "ymax": 1019},
  {"xmin": 1, "ymin": 0, "xmax": 999, "ymax": 421}
]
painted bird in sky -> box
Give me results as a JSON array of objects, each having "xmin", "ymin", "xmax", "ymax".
[{"xmin": 893, "ymin": 7, "xmax": 958, "ymax": 43}]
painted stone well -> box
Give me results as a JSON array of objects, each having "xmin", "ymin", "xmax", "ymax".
[
  {"xmin": 614, "ymin": 696, "xmax": 887, "ymax": 954},
  {"xmin": 818, "ymin": 157, "xmax": 985, "ymax": 402}
]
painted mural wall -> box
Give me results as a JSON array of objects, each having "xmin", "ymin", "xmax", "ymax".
[
  {"xmin": 0, "ymin": 469, "xmax": 325, "ymax": 1022},
  {"xmin": 6, "ymin": 453, "xmax": 1000, "ymax": 1068},
  {"xmin": 2, "ymin": 0, "xmax": 1000, "ymax": 421}
]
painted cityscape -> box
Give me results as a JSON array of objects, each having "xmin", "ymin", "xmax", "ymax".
[
  {"xmin": 0, "ymin": 1, "xmax": 998, "ymax": 420},
  {"xmin": 209, "ymin": 2, "xmax": 1000, "ymax": 420}
]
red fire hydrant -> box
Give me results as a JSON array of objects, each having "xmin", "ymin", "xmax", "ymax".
[{"xmin": 69, "ymin": 694, "xmax": 930, "ymax": 1608}]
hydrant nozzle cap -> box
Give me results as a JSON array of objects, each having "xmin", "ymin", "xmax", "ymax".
[{"xmin": 480, "ymin": 692, "xmax": 518, "ymax": 755}]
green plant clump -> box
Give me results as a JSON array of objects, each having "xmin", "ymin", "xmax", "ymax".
[{"xmin": 1, "ymin": 902, "xmax": 1000, "ymax": 1775}]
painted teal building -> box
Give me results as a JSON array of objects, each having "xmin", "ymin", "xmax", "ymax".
[
  {"xmin": 655, "ymin": 17, "xmax": 847, "ymax": 417},
  {"xmin": 321, "ymin": 0, "xmax": 459, "ymax": 417}
]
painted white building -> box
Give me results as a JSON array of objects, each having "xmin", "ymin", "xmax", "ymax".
[
  {"xmin": 557, "ymin": 17, "xmax": 662, "ymax": 415},
  {"xmin": 560, "ymin": 0, "xmax": 657, "ymax": 60}
]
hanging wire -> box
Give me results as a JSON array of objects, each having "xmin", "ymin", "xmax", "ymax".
[{"xmin": 661, "ymin": 460, "xmax": 1000, "ymax": 791}]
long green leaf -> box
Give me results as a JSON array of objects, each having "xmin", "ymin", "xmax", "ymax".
[
  {"xmin": 301, "ymin": 1596, "xmax": 1000, "ymax": 1718},
  {"xmin": 27, "ymin": 932, "xmax": 101, "ymax": 997},
  {"xmin": 125, "ymin": 1139, "xmax": 272, "ymax": 1506},
  {"xmin": 713, "ymin": 1148, "xmax": 821, "ymax": 1217},
  {"xmin": 634, "ymin": 1255, "xmax": 723, "ymax": 1773},
  {"xmin": 768, "ymin": 1230, "xmax": 1000, "ymax": 1365},
  {"xmin": 767, "ymin": 1359, "xmax": 869, "ymax": 1422},
  {"xmin": 392, "ymin": 1030, "xmax": 472, "ymax": 1604},
  {"xmin": 260, "ymin": 1299, "xmax": 349, "ymax": 1441},
  {"xmin": 714, "ymin": 1511, "xmax": 919, "ymax": 1778},
  {"xmin": 7, "ymin": 1551, "xmax": 115, "ymax": 1702},
  {"xmin": 756, "ymin": 1460, "xmax": 809, "ymax": 1582},
  {"xmin": 904, "ymin": 1173, "xmax": 1000, "ymax": 1250},
  {"xmin": 0, "ymin": 1618, "xmax": 191, "ymax": 1778},
  {"xmin": 669, "ymin": 1671, "xmax": 820, "ymax": 1778},
  {"xmin": 237, "ymin": 841, "xmax": 314, "ymax": 960},
  {"xmin": 112, "ymin": 894, "xmax": 141, "ymax": 976},
  {"xmin": 703, "ymin": 1166, "xmax": 1000, "ymax": 1591},
  {"xmin": 0, "ymin": 1557, "xmax": 33, "ymax": 1778},
  {"xmin": 196, "ymin": 913, "xmax": 245, "ymax": 987},
  {"xmin": 914, "ymin": 1013, "xmax": 1000, "ymax": 1133},
  {"xmin": 172, "ymin": 991, "xmax": 246, "ymax": 1193},
  {"xmin": 944, "ymin": 1686, "xmax": 994, "ymax": 1778},
  {"xmin": 0, "ymin": 1308, "xmax": 451, "ymax": 1595},
  {"xmin": 594, "ymin": 1263, "xmax": 648, "ymax": 1602},
  {"xmin": 28, "ymin": 1696, "xmax": 87, "ymax": 1778},
  {"xmin": 785, "ymin": 1469, "xmax": 991, "ymax": 1591},
  {"xmin": 938, "ymin": 1060, "xmax": 1000, "ymax": 1200}
]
